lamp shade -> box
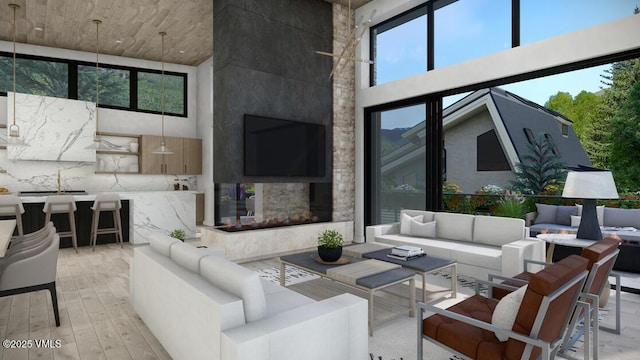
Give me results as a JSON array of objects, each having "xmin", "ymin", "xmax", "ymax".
[{"xmin": 562, "ymin": 171, "xmax": 619, "ymax": 199}]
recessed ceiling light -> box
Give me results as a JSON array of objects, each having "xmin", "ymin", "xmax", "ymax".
[{"xmin": 35, "ymin": 27, "xmax": 43, "ymax": 31}]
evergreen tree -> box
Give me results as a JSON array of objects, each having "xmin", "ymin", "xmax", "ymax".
[
  {"xmin": 581, "ymin": 7, "xmax": 640, "ymax": 169},
  {"xmin": 609, "ymin": 81, "xmax": 640, "ymax": 190},
  {"xmin": 509, "ymin": 133, "xmax": 567, "ymax": 194}
]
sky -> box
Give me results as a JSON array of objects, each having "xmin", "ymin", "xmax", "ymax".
[{"xmin": 375, "ymin": 0, "xmax": 637, "ymax": 128}]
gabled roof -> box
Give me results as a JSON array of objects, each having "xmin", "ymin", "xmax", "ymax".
[{"xmin": 443, "ymin": 87, "xmax": 591, "ymax": 167}]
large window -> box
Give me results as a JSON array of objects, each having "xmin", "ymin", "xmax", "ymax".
[
  {"xmin": 520, "ymin": 0, "xmax": 633, "ymax": 45},
  {"xmin": 138, "ymin": 71, "xmax": 186, "ymax": 115},
  {"xmin": 370, "ymin": 0, "xmax": 634, "ymax": 86},
  {"xmin": 78, "ymin": 65, "xmax": 130, "ymax": 107},
  {"xmin": 0, "ymin": 52, "xmax": 187, "ymax": 117},
  {"xmin": 0, "ymin": 56, "xmax": 68, "ymax": 98},
  {"xmin": 477, "ymin": 129, "xmax": 511, "ymax": 171},
  {"xmin": 367, "ymin": 103, "xmax": 427, "ymax": 224},
  {"xmin": 373, "ymin": 13, "xmax": 427, "ymax": 85},
  {"xmin": 434, "ymin": 0, "xmax": 511, "ymax": 68}
]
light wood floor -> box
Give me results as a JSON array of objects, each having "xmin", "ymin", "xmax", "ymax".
[{"xmin": 1, "ymin": 242, "xmax": 639, "ymax": 359}]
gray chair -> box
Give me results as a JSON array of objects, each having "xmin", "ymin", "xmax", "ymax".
[
  {"xmin": 5, "ymin": 222, "xmax": 55, "ymax": 257},
  {"xmin": 0, "ymin": 195, "xmax": 25, "ymax": 236},
  {"xmin": 43, "ymin": 195, "xmax": 77, "ymax": 253},
  {"xmin": 90, "ymin": 193, "xmax": 123, "ymax": 250},
  {"xmin": 0, "ymin": 225, "xmax": 60, "ymax": 326}
]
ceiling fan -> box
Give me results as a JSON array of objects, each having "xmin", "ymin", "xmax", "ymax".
[{"xmin": 316, "ymin": 0, "xmax": 376, "ymax": 79}]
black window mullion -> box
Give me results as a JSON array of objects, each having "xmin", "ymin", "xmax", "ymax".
[
  {"xmin": 427, "ymin": 1, "xmax": 434, "ymax": 71},
  {"xmin": 68, "ymin": 62, "xmax": 78, "ymax": 100},
  {"xmin": 182, "ymin": 73, "xmax": 188, "ymax": 117},
  {"xmin": 512, "ymin": 0, "xmax": 520, "ymax": 47},
  {"xmin": 130, "ymin": 71, "xmax": 138, "ymax": 111}
]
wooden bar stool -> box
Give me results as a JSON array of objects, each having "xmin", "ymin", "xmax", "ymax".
[
  {"xmin": 0, "ymin": 195, "xmax": 25, "ymax": 236},
  {"xmin": 90, "ymin": 193, "xmax": 123, "ymax": 251},
  {"xmin": 43, "ymin": 195, "xmax": 78, "ymax": 253}
]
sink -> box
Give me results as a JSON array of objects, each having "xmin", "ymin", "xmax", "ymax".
[{"xmin": 18, "ymin": 190, "xmax": 88, "ymax": 196}]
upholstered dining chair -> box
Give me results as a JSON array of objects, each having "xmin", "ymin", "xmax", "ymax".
[
  {"xmin": 0, "ymin": 194, "xmax": 25, "ymax": 236},
  {"xmin": 418, "ymin": 255, "xmax": 588, "ymax": 360},
  {"xmin": 4, "ymin": 222, "xmax": 55, "ymax": 255},
  {"xmin": 0, "ymin": 225, "xmax": 61, "ymax": 327}
]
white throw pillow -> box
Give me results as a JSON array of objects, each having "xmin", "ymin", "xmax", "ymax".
[
  {"xmin": 576, "ymin": 204, "xmax": 604, "ymax": 226},
  {"xmin": 410, "ymin": 220, "xmax": 436, "ymax": 238},
  {"xmin": 570, "ymin": 215, "xmax": 581, "ymax": 228},
  {"xmin": 491, "ymin": 285, "xmax": 528, "ymax": 342},
  {"xmin": 400, "ymin": 213, "xmax": 423, "ymax": 235}
]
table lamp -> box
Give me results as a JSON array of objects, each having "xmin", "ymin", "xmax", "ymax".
[{"xmin": 562, "ymin": 166, "xmax": 618, "ymax": 240}]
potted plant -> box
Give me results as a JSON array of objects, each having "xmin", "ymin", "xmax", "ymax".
[
  {"xmin": 169, "ymin": 229, "xmax": 186, "ymax": 242},
  {"xmin": 317, "ymin": 229, "xmax": 344, "ymax": 262}
]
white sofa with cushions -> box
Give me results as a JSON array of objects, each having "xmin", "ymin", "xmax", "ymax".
[
  {"xmin": 131, "ymin": 233, "xmax": 368, "ymax": 360},
  {"xmin": 365, "ymin": 210, "xmax": 545, "ymax": 279},
  {"xmin": 529, "ymin": 203, "xmax": 640, "ymax": 242}
]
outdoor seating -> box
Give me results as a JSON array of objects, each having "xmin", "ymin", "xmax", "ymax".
[
  {"xmin": 418, "ymin": 255, "xmax": 588, "ymax": 360},
  {"xmin": 489, "ymin": 237, "xmax": 620, "ymax": 359}
]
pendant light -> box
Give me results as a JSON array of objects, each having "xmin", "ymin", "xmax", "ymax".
[
  {"xmin": 152, "ymin": 31, "xmax": 173, "ymax": 154},
  {"xmin": 92, "ymin": 19, "xmax": 102, "ymax": 145},
  {"xmin": 8, "ymin": 3, "xmax": 24, "ymax": 145}
]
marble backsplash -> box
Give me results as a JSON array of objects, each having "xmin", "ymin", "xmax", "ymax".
[
  {"xmin": 7, "ymin": 93, "xmax": 96, "ymax": 162},
  {"xmin": 0, "ymin": 155, "xmax": 197, "ymax": 193}
]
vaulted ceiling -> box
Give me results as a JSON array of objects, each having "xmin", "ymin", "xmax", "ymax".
[{"xmin": 0, "ymin": 0, "xmax": 371, "ymax": 66}]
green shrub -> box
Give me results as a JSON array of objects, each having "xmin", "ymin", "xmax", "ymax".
[{"xmin": 169, "ymin": 229, "xmax": 186, "ymax": 241}]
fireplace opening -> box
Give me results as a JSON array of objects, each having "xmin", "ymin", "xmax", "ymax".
[{"xmin": 214, "ymin": 182, "xmax": 332, "ymax": 231}]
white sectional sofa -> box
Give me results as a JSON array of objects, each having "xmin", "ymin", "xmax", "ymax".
[
  {"xmin": 130, "ymin": 234, "xmax": 368, "ymax": 360},
  {"xmin": 366, "ymin": 210, "xmax": 545, "ymax": 279}
]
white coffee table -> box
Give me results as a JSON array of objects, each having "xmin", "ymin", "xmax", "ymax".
[{"xmin": 536, "ymin": 233, "xmax": 596, "ymax": 263}]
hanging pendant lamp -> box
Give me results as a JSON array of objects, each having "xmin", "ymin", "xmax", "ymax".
[
  {"xmin": 85, "ymin": 19, "xmax": 103, "ymax": 150},
  {"xmin": 92, "ymin": 19, "xmax": 102, "ymax": 145},
  {"xmin": 152, "ymin": 31, "xmax": 173, "ymax": 154},
  {"xmin": 8, "ymin": 3, "xmax": 25, "ymax": 146}
]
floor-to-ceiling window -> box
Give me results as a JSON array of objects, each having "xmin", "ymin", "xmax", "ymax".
[
  {"xmin": 363, "ymin": 0, "xmax": 637, "ymax": 230},
  {"xmin": 365, "ymin": 98, "xmax": 443, "ymax": 226}
]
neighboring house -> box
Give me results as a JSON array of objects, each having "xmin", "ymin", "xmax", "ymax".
[{"xmin": 381, "ymin": 87, "xmax": 590, "ymax": 193}]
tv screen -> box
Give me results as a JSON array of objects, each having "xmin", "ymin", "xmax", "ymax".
[{"xmin": 244, "ymin": 115, "xmax": 326, "ymax": 177}]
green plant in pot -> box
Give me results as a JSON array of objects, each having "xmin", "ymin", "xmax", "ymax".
[
  {"xmin": 169, "ymin": 229, "xmax": 186, "ymax": 242},
  {"xmin": 317, "ymin": 229, "xmax": 344, "ymax": 262}
]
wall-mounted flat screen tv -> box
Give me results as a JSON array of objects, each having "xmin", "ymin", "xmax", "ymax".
[{"xmin": 244, "ymin": 114, "xmax": 326, "ymax": 177}]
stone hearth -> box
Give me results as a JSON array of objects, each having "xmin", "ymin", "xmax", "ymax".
[{"xmin": 200, "ymin": 221, "xmax": 354, "ymax": 262}]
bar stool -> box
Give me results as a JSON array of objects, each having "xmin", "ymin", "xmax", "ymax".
[
  {"xmin": 0, "ymin": 195, "xmax": 25, "ymax": 236},
  {"xmin": 90, "ymin": 193, "xmax": 123, "ymax": 251},
  {"xmin": 43, "ymin": 195, "xmax": 78, "ymax": 253}
]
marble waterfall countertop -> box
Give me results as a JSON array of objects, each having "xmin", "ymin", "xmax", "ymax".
[{"xmin": 18, "ymin": 191, "xmax": 197, "ymax": 245}]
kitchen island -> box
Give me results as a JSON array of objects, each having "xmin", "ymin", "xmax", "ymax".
[{"xmin": 17, "ymin": 191, "xmax": 196, "ymax": 248}]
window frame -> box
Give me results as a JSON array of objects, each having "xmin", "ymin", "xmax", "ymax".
[{"xmin": 0, "ymin": 51, "xmax": 188, "ymax": 118}]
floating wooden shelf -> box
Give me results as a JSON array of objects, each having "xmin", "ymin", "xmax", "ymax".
[
  {"xmin": 94, "ymin": 171, "xmax": 140, "ymax": 175},
  {"xmin": 96, "ymin": 150, "xmax": 139, "ymax": 156},
  {"xmin": 96, "ymin": 131, "xmax": 140, "ymax": 138}
]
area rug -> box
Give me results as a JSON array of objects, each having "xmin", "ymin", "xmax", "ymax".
[{"xmin": 256, "ymin": 266, "xmax": 319, "ymax": 286}]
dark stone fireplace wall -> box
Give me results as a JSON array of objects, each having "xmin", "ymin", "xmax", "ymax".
[{"xmin": 213, "ymin": 0, "xmax": 333, "ymax": 184}]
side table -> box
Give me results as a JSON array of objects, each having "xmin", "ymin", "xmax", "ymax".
[
  {"xmin": 536, "ymin": 233, "xmax": 614, "ymax": 308},
  {"xmin": 536, "ymin": 233, "xmax": 596, "ymax": 263}
]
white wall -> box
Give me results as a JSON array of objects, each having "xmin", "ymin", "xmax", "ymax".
[
  {"xmin": 0, "ymin": 40, "xmax": 202, "ymax": 193},
  {"xmin": 353, "ymin": 0, "xmax": 640, "ymax": 240},
  {"xmin": 197, "ymin": 57, "xmax": 214, "ymax": 225}
]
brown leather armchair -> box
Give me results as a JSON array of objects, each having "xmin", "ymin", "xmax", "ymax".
[
  {"xmin": 418, "ymin": 255, "xmax": 588, "ymax": 360},
  {"xmin": 490, "ymin": 237, "xmax": 620, "ymax": 359}
]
